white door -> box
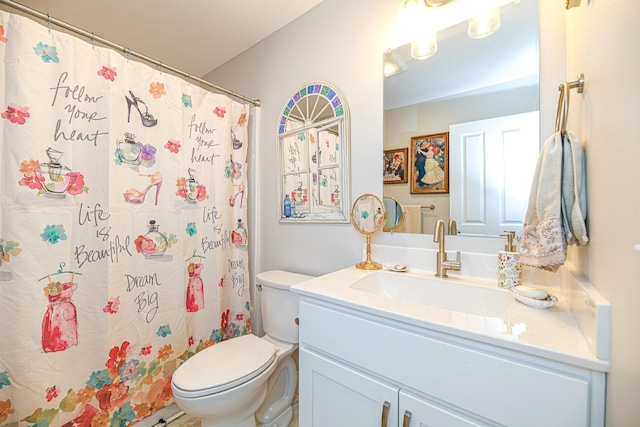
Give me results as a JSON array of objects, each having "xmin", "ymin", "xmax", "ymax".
[
  {"xmin": 449, "ymin": 111, "xmax": 539, "ymax": 236},
  {"xmin": 299, "ymin": 348, "xmax": 399, "ymax": 427}
]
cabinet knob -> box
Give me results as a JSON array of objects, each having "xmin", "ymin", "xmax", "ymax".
[
  {"xmin": 381, "ymin": 401, "xmax": 390, "ymax": 427},
  {"xmin": 403, "ymin": 410, "xmax": 412, "ymax": 427}
]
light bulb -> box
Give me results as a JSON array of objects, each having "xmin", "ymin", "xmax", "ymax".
[
  {"xmin": 468, "ymin": 7, "xmax": 501, "ymax": 39},
  {"xmin": 383, "ymin": 50, "xmax": 402, "ymax": 77},
  {"xmin": 411, "ymin": 32, "xmax": 438, "ymax": 60}
]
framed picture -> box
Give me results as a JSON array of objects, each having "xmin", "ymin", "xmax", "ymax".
[
  {"xmin": 410, "ymin": 132, "xmax": 449, "ymax": 194},
  {"xmin": 383, "ymin": 148, "xmax": 408, "ymax": 184}
]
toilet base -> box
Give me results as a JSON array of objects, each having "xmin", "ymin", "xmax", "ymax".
[
  {"xmin": 201, "ymin": 413, "xmax": 256, "ymax": 427},
  {"xmin": 258, "ymin": 406, "xmax": 292, "ymax": 427}
]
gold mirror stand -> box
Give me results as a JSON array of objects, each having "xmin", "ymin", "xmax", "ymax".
[{"xmin": 351, "ymin": 193, "xmax": 387, "ymax": 270}]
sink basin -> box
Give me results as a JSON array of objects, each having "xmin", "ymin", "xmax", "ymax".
[{"xmin": 349, "ymin": 271, "xmax": 513, "ymax": 317}]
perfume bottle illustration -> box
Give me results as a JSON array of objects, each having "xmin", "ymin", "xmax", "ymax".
[
  {"xmin": 135, "ymin": 220, "xmax": 168, "ymax": 258},
  {"xmin": 116, "ymin": 132, "xmax": 143, "ymax": 165},
  {"xmin": 231, "ymin": 219, "xmax": 248, "ymax": 246},
  {"xmin": 37, "ymin": 148, "xmax": 74, "ymax": 196},
  {"xmin": 186, "ymin": 168, "xmax": 198, "ymax": 203},
  {"xmin": 123, "ymin": 171, "xmax": 163, "ymax": 205},
  {"xmin": 176, "ymin": 168, "xmax": 207, "ymax": 203}
]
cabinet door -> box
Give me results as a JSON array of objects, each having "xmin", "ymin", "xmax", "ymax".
[
  {"xmin": 400, "ymin": 391, "xmax": 487, "ymax": 427},
  {"xmin": 299, "ymin": 348, "xmax": 399, "ymax": 427}
]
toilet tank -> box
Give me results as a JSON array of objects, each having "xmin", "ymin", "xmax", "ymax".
[{"xmin": 257, "ymin": 270, "xmax": 313, "ymax": 344}]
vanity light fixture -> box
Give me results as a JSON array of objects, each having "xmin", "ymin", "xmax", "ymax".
[
  {"xmin": 394, "ymin": 0, "xmax": 514, "ymax": 60},
  {"xmin": 383, "ymin": 49, "xmax": 402, "ymax": 77},
  {"xmin": 468, "ymin": 6, "xmax": 501, "ymax": 38}
]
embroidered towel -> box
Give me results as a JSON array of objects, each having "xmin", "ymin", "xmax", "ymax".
[{"xmin": 520, "ymin": 131, "xmax": 588, "ymax": 271}]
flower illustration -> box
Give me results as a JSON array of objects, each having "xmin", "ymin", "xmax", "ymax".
[
  {"xmin": 156, "ymin": 324, "xmax": 171, "ymax": 338},
  {"xmin": 140, "ymin": 344, "xmax": 152, "ymax": 356},
  {"xmin": 0, "ymin": 25, "xmax": 7, "ymax": 43},
  {"xmin": 103, "ymin": 297, "xmax": 120, "ymax": 314},
  {"xmin": 188, "ymin": 336, "xmax": 195, "ymax": 347},
  {"xmin": 96, "ymin": 381, "xmax": 129, "ymax": 411},
  {"xmin": 157, "ymin": 344, "xmax": 173, "ymax": 361},
  {"xmin": 149, "ymin": 82, "xmax": 166, "ymax": 99},
  {"xmin": 97, "ymin": 64, "xmax": 117, "ymax": 81},
  {"xmin": 213, "ymin": 106, "xmax": 226, "ymax": 118},
  {"xmin": 86, "ymin": 369, "xmax": 112, "ymax": 391},
  {"xmin": 185, "ymin": 222, "xmax": 197, "ymax": 236},
  {"xmin": 140, "ymin": 143, "xmax": 157, "ymax": 161},
  {"xmin": 2, "ymin": 104, "xmax": 30, "ymax": 125},
  {"xmin": 182, "ymin": 93, "xmax": 192, "ymax": 108},
  {"xmin": 118, "ymin": 360, "xmax": 140, "ymax": 383},
  {"xmin": 33, "ymin": 41, "xmax": 59, "ymax": 63},
  {"xmin": 164, "ymin": 139, "xmax": 181, "ymax": 153},
  {"xmin": 0, "ymin": 239, "xmax": 22, "ymax": 263},
  {"xmin": 40, "ymin": 224, "xmax": 67, "ymax": 244},
  {"xmin": 66, "ymin": 172, "xmax": 88, "ymax": 195},
  {"xmin": 46, "ymin": 385, "xmax": 58, "ymax": 402},
  {"xmin": 218, "ymin": 276, "xmax": 226, "ymax": 288},
  {"xmin": 134, "ymin": 235, "xmax": 156, "ymax": 254},
  {"xmin": 0, "ymin": 399, "xmax": 13, "ymax": 425},
  {"xmin": 237, "ymin": 112, "xmax": 247, "ymax": 127},
  {"xmin": 196, "ymin": 184, "xmax": 207, "ymax": 201},
  {"xmin": 0, "ymin": 371, "xmax": 11, "ymax": 389}
]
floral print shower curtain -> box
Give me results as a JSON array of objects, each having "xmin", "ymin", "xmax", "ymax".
[{"xmin": 0, "ymin": 10, "xmax": 252, "ymax": 426}]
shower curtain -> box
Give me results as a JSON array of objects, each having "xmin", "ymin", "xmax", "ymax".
[{"xmin": 0, "ymin": 10, "xmax": 252, "ymax": 426}]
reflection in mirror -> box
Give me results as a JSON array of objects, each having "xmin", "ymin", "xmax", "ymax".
[
  {"xmin": 383, "ymin": 0, "xmax": 539, "ymax": 237},
  {"xmin": 351, "ymin": 194, "xmax": 386, "ymax": 270},
  {"xmin": 278, "ymin": 82, "xmax": 350, "ymax": 223},
  {"xmin": 383, "ymin": 196, "xmax": 405, "ymax": 232}
]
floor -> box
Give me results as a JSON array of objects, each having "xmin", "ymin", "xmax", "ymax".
[{"xmin": 170, "ymin": 404, "xmax": 299, "ymax": 427}]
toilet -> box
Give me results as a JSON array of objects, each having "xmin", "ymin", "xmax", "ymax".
[{"xmin": 171, "ymin": 270, "xmax": 312, "ymax": 427}]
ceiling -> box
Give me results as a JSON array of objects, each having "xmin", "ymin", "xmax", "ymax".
[{"xmin": 0, "ymin": 0, "xmax": 324, "ymax": 77}]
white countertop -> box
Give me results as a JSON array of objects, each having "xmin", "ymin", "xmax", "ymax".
[{"xmin": 292, "ymin": 266, "xmax": 610, "ymax": 372}]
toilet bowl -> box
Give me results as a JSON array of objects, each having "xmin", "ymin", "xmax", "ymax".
[{"xmin": 171, "ymin": 270, "xmax": 312, "ymax": 427}]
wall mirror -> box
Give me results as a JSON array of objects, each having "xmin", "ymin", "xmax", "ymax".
[
  {"xmin": 383, "ymin": 0, "xmax": 539, "ymax": 237},
  {"xmin": 278, "ymin": 82, "xmax": 350, "ymax": 223}
]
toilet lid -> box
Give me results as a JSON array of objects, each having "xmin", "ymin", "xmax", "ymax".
[{"xmin": 172, "ymin": 334, "xmax": 277, "ymax": 398}]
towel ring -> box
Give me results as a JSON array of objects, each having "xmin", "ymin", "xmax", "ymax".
[
  {"xmin": 555, "ymin": 82, "xmax": 570, "ymax": 133},
  {"xmin": 555, "ymin": 73, "xmax": 585, "ymax": 134}
]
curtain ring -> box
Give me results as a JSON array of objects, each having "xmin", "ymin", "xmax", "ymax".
[
  {"xmin": 91, "ymin": 32, "xmax": 95, "ymax": 50},
  {"xmin": 159, "ymin": 61, "xmax": 163, "ymax": 74},
  {"xmin": 124, "ymin": 47, "xmax": 131, "ymax": 62},
  {"xmin": 46, "ymin": 13, "xmax": 51, "ymax": 33}
]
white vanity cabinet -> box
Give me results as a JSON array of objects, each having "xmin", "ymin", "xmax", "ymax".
[{"xmin": 298, "ymin": 298, "xmax": 605, "ymax": 427}]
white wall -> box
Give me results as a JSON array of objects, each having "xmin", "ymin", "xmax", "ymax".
[
  {"xmin": 206, "ymin": 0, "xmax": 398, "ymax": 277},
  {"xmin": 564, "ymin": 1, "xmax": 640, "ymax": 425},
  {"xmin": 208, "ymin": 0, "xmax": 640, "ymax": 424}
]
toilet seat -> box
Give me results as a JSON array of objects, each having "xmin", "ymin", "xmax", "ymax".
[{"xmin": 172, "ymin": 334, "xmax": 277, "ymax": 399}]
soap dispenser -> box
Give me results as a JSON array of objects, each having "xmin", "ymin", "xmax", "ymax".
[{"xmin": 498, "ymin": 231, "xmax": 521, "ymax": 289}]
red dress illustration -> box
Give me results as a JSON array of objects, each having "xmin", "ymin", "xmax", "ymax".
[
  {"xmin": 186, "ymin": 262, "xmax": 204, "ymax": 312},
  {"xmin": 42, "ymin": 281, "xmax": 78, "ymax": 352}
]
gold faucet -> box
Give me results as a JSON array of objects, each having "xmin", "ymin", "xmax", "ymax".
[{"xmin": 433, "ymin": 219, "xmax": 461, "ymax": 278}]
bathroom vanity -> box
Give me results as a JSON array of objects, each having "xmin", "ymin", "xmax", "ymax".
[{"xmin": 292, "ymin": 266, "xmax": 609, "ymax": 427}]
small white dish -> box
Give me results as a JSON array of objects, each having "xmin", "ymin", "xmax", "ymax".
[
  {"xmin": 512, "ymin": 290, "xmax": 558, "ymax": 309},
  {"xmin": 387, "ymin": 264, "xmax": 408, "ymax": 272}
]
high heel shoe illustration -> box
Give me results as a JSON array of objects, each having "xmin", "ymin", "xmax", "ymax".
[
  {"xmin": 123, "ymin": 171, "xmax": 162, "ymax": 205},
  {"xmin": 125, "ymin": 91, "xmax": 157, "ymax": 127},
  {"xmin": 229, "ymin": 183, "xmax": 245, "ymax": 208}
]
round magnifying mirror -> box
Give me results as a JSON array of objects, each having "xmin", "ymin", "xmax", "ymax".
[
  {"xmin": 351, "ymin": 193, "xmax": 387, "ymax": 270},
  {"xmin": 383, "ymin": 196, "xmax": 406, "ymax": 232}
]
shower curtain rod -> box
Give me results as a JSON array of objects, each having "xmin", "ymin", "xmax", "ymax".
[{"xmin": 0, "ymin": 0, "xmax": 261, "ymax": 107}]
